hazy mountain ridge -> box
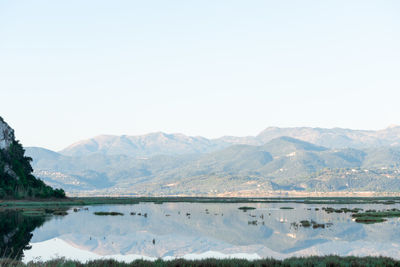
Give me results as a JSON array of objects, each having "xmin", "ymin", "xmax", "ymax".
[
  {"xmin": 59, "ymin": 126, "xmax": 400, "ymax": 159},
  {"xmin": 256, "ymin": 126, "xmax": 400, "ymax": 149},
  {"xmin": 60, "ymin": 132, "xmax": 228, "ymax": 157},
  {"xmin": 26, "ymin": 135, "xmax": 400, "ymax": 196}
]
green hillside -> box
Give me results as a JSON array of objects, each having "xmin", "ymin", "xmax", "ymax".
[{"xmin": 0, "ymin": 117, "xmax": 65, "ymax": 199}]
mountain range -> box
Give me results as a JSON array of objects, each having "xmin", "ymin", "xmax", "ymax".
[
  {"xmin": 25, "ymin": 126, "xmax": 400, "ymax": 196},
  {"xmin": 59, "ymin": 125, "xmax": 400, "ymax": 157}
]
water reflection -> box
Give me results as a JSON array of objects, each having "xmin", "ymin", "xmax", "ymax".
[
  {"xmin": 0, "ymin": 210, "xmax": 47, "ymax": 260},
  {"xmin": 3, "ymin": 202, "xmax": 400, "ymax": 262}
]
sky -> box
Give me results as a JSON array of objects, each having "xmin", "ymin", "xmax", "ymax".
[{"xmin": 1, "ymin": 0, "xmax": 400, "ymax": 151}]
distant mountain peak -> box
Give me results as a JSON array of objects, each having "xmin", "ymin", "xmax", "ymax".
[
  {"xmin": 59, "ymin": 132, "xmax": 228, "ymax": 157},
  {"xmin": 256, "ymin": 125, "xmax": 400, "ymax": 149}
]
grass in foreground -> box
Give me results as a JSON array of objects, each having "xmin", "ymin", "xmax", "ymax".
[{"xmin": 1, "ymin": 256, "xmax": 399, "ymax": 267}]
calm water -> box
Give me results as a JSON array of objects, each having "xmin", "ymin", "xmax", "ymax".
[{"xmin": 3, "ymin": 202, "xmax": 400, "ymax": 262}]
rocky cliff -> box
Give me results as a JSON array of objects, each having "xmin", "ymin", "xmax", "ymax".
[{"xmin": 0, "ymin": 117, "xmax": 14, "ymax": 150}]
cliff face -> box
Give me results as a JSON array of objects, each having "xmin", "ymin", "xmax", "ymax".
[
  {"xmin": 0, "ymin": 117, "xmax": 14, "ymax": 150},
  {"xmin": 0, "ymin": 116, "xmax": 65, "ymax": 199}
]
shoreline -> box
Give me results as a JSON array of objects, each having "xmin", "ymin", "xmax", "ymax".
[
  {"xmin": 1, "ymin": 195, "xmax": 400, "ymax": 207},
  {"xmin": 67, "ymin": 191, "xmax": 400, "ymax": 198}
]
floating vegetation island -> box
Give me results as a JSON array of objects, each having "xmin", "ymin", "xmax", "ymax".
[
  {"xmin": 351, "ymin": 209, "xmax": 400, "ymax": 224},
  {"xmin": 238, "ymin": 206, "xmax": 256, "ymax": 212},
  {"xmin": 322, "ymin": 207, "xmax": 363, "ymax": 214},
  {"xmin": 94, "ymin": 212, "xmax": 124, "ymax": 216},
  {"xmin": 291, "ymin": 220, "xmax": 332, "ymax": 229}
]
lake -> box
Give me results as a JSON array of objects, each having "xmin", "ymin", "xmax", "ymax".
[{"xmin": 2, "ymin": 201, "xmax": 400, "ymax": 262}]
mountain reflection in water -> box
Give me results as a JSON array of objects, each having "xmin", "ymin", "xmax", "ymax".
[{"xmin": 2, "ymin": 202, "xmax": 400, "ymax": 262}]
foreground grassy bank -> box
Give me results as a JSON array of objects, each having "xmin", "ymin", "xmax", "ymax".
[{"xmin": 1, "ymin": 256, "xmax": 399, "ymax": 267}]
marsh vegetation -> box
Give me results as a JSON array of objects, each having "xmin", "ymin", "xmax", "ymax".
[
  {"xmin": 94, "ymin": 212, "xmax": 124, "ymax": 216},
  {"xmin": 351, "ymin": 209, "xmax": 400, "ymax": 224},
  {"xmin": 1, "ymin": 256, "xmax": 400, "ymax": 266},
  {"xmin": 238, "ymin": 206, "xmax": 256, "ymax": 212}
]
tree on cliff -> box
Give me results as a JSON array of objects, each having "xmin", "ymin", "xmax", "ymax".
[{"xmin": 0, "ymin": 117, "xmax": 65, "ymax": 198}]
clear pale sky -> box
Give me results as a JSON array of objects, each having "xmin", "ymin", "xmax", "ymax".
[{"xmin": 1, "ymin": 0, "xmax": 399, "ymax": 151}]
